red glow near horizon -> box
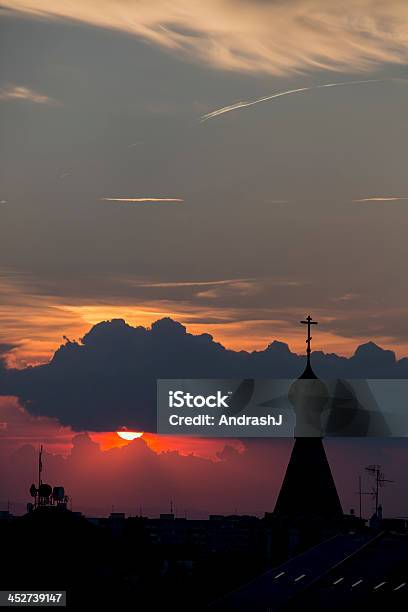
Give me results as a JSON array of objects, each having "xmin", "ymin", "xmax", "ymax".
[
  {"xmin": 88, "ymin": 430, "xmax": 245, "ymax": 459},
  {"xmin": 116, "ymin": 430, "xmax": 144, "ymax": 441},
  {"xmin": 0, "ymin": 396, "xmax": 244, "ymax": 460}
]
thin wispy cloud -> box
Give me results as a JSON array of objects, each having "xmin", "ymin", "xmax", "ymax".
[
  {"xmin": 331, "ymin": 293, "xmax": 360, "ymax": 303},
  {"xmin": 353, "ymin": 196, "xmax": 408, "ymax": 202},
  {"xmin": 102, "ymin": 197, "xmax": 184, "ymax": 204},
  {"xmin": 137, "ymin": 278, "xmax": 255, "ymax": 288},
  {"xmin": 200, "ymin": 80, "xmax": 382, "ymax": 122},
  {"xmin": 5, "ymin": 1, "xmax": 408, "ymax": 75},
  {"xmin": 0, "ymin": 85, "xmax": 57, "ymax": 105}
]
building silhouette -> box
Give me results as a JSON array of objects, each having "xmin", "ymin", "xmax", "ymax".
[
  {"xmin": 209, "ymin": 317, "xmax": 406, "ymax": 611},
  {"xmin": 1, "ymin": 316, "xmax": 406, "ymax": 610},
  {"xmin": 274, "ymin": 316, "xmax": 343, "ymax": 519}
]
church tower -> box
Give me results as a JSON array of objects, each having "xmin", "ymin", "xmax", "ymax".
[{"xmin": 274, "ymin": 316, "xmax": 343, "ymax": 519}]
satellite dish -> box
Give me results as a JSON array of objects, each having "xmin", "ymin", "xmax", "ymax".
[{"xmin": 38, "ymin": 483, "xmax": 52, "ymax": 498}]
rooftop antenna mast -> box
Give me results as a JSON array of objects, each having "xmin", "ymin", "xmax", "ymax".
[
  {"xmin": 365, "ymin": 464, "xmax": 394, "ymax": 515},
  {"xmin": 355, "ymin": 475, "xmax": 371, "ymax": 519},
  {"xmin": 38, "ymin": 444, "xmax": 43, "ymax": 489}
]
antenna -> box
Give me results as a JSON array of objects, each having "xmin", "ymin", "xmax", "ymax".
[
  {"xmin": 365, "ymin": 464, "xmax": 394, "ymax": 515},
  {"xmin": 38, "ymin": 444, "xmax": 43, "ymax": 489},
  {"xmin": 29, "ymin": 443, "xmax": 69, "ymax": 512},
  {"xmin": 354, "ymin": 475, "xmax": 371, "ymax": 519}
]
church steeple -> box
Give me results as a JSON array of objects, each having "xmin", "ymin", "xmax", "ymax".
[
  {"xmin": 289, "ymin": 315, "xmax": 328, "ymax": 435},
  {"xmin": 274, "ymin": 317, "xmax": 343, "ymax": 520}
]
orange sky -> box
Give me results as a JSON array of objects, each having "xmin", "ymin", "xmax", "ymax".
[{"xmin": 1, "ymin": 296, "xmax": 405, "ymax": 369}]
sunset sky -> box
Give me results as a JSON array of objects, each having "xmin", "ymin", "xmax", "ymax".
[
  {"xmin": 1, "ymin": 2, "xmax": 408, "ymax": 516},
  {"xmin": 1, "ymin": 1, "xmax": 408, "ymax": 366}
]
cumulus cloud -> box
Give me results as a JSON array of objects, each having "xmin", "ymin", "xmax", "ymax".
[
  {"xmin": 1, "ymin": 317, "xmax": 406, "ymax": 432},
  {"xmin": 0, "ymin": 84, "xmax": 57, "ymax": 104},
  {"xmin": 4, "ymin": 1, "xmax": 408, "ymax": 75}
]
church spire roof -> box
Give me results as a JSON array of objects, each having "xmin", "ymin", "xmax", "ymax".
[{"xmin": 274, "ymin": 316, "xmax": 343, "ymax": 519}]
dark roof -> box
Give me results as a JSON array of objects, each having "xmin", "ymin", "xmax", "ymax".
[{"xmin": 274, "ymin": 438, "xmax": 343, "ymax": 519}]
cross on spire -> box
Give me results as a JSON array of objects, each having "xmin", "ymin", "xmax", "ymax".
[{"xmin": 301, "ymin": 315, "xmax": 318, "ymax": 366}]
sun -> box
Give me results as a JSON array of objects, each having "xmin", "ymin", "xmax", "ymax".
[{"xmin": 116, "ymin": 430, "xmax": 144, "ymax": 441}]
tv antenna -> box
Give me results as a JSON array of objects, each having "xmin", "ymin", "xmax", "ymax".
[
  {"xmin": 355, "ymin": 475, "xmax": 371, "ymax": 519},
  {"xmin": 29, "ymin": 444, "xmax": 69, "ymax": 511},
  {"xmin": 38, "ymin": 444, "xmax": 43, "ymax": 489},
  {"xmin": 365, "ymin": 464, "xmax": 394, "ymax": 515}
]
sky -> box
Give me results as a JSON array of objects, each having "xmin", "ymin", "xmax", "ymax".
[
  {"xmin": 1, "ymin": 1, "xmax": 408, "ymax": 366},
  {"xmin": 1, "ymin": 1, "xmax": 408, "ymax": 516},
  {"xmin": 1, "ymin": 396, "xmax": 406, "ymax": 518}
]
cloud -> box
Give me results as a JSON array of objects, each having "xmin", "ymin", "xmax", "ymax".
[
  {"xmin": 0, "ymin": 431, "xmax": 290, "ymax": 517},
  {"xmin": 1, "ymin": 317, "xmax": 407, "ymax": 433},
  {"xmin": 0, "ymin": 342, "xmax": 17, "ymax": 356},
  {"xmin": 136, "ymin": 279, "xmax": 255, "ymax": 288},
  {"xmin": 353, "ymin": 196, "xmax": 408, "ymax": 202},
  {"xmin": 1, "ymin": 409, "xmax": 407, "ymax": 517},
  {"xmin": 2, "ymin": 267, "xmax": 408, "ymax": 368},
  {"xmin": 0, "ymin": 84, "xmax": 57, "ymax": 105},
  {"xmin": 4, "ymin": 1, "xmax": 408, "ymax": 75},
  {"xmin": 102, "ymin": 197, "xmax": 184, "ymax": 204},
  {"xmin": 200, "ymin": 79, "xmax": 381, "ymax": 122},
  {"xmin": 0, "ymin": 396, "xmax": 72, "ymax": 457}
]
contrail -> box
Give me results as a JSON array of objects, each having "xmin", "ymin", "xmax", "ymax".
[
  {"xmin": 102, "ymin": 197, "xmax": 184, "ymax": 203},
  {"xmin": 200, "ymin": 79, "xmax": 382, "ymax": 122}
]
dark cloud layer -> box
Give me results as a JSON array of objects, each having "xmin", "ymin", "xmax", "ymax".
[
  {"xmin": 0, "ymin": 343, "xmax": 17, "ymax": 359},
  {"xmin": 1, "ymin": 317, "xmax": 407, "ymax": 431}
]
